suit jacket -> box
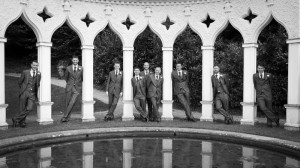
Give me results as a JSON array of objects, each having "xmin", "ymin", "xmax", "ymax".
[
  {"xmin": 131, "ymin": 76, "xmax": 146, "ymax": 98},
  {"xmin": 211, "ymin": 73, "xmax": 230, "ymax": 99},
  {"xmin": 253, "ymin": 72, "xmax": 273, "ymax": 98},
  {"xmin": 18, "ymin": 69, "xmax": 41, "ymax": 97},
  {"xmin": 146, "ymin": 74, "xmax": 163, "ymax": 98},
  {"xmin": 106, "ymin": 70, "xmax": 123, "ymax": 97},
  {"xmin": 64, "ymin": 65, "xmax": 83, "ymax": 92},
  {"xmin": 171, "ymin": 70, "xmax": 190, "ymax": 95}
]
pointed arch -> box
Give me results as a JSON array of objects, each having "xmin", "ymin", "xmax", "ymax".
[{"xmin": 133, "ymin": 21, "xmax": 164, "ymax": 47}]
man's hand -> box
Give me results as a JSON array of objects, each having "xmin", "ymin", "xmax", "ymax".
[
  {"xmin": 106, "ymin": 91, "xmax": 108, "ymax": 95},
  {"xmin": 120, "ymin": 92, "xmax": 123, "ymax": 97}
]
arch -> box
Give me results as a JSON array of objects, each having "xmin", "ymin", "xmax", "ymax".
[
  {"xmin": 172, "ymin": 23, "xmax": 204, "ymax": 47},
  {"xmin": 133, "ymin": 21, "xmax": 164, "ymax": 47},
  {"xmin": 106, "ymin": 20, "xmax": 125, "ymax": 47}
]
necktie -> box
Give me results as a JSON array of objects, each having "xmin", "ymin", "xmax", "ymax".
[
  {"xmin": 33, "ymin": 71, "xmax": 36, "ymax": 77},
  {"xmin": 115, "ymin": 70, "xmax": 118, "ymax": 76},
  {"xmin": 136, "ymin": 77, "xmax": 138, "ymax": 81},
  {"xmin": 145, "ymin": 70, "xmax": 148, "ymax": 75},
  {"xmin": 259, "ymin": 73, "xmax": 262, "ymax": 79},
  {"xmin": 156, "ymin": 75, "xmax": 159, "ymax": 80},
  {"xmin": 74, "ymin": 66, "xmax": 77, "ymax": 72},
  {"xmin": 179, "ymin": 71, "xmax": 182, "ymax": 78},
  {"xmin": 215, "ymin": 74, "xmax": 218, "ymax": 79}
]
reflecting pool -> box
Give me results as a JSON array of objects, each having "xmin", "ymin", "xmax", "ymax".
[{"xmin": 1, "ymin": 138, "xmax": 300, "ymax": 168}]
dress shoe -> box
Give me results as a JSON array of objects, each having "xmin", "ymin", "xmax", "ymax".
[
  {"xmin": 153, "ymin": 118, "xmax": 161, "ymax": 122},
  {"xmin": 19, "ymin": 122, "xmax": 26, "ymax": 128},
  {"xmin": 188, "ymin": 117, "xmax": 196, "ymax": 122},
  {"xmin": 12, "ymin": 118, "xmax": 18, "ymax": 128},
  {"xmin": 142, "ymin": 117, "xmax": 149, "ymax": 122},
  {"xmin": 104, "ymin": 116, "xmax": 114, "ymax": 122},
  {"xmin": 61, "ymin": 117, "xmax": 69, "ymax": 123},
  {"xmin": 275, "ymin": 118, "xmax": 280, "ymax": 127}
]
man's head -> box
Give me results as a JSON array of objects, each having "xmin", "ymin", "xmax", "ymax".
[
  {"xmin": 176, "ymin": 62, "xmax": 182, "ymax": 71},
  {"xmin": 213, "ymin": 66, "xmax": 220, "ymax": 74},
  {"xmin": 114, "ymin": 62, "xmax": 121, "ymax": 70},
  {"xmin": 31, "ymin": 60, "xmax": 39, "ymax": 71},
  {"xmin": 143, "ymin": 62, "xmax": 149, "ymax": 70},
  {"xmin": 257, "ymin": 65, "xmax": 265, "ymax": 74},
  {"xmin": 134, "ymin": 67, "xmax": 140, "ymax": 76},
  {"xmin": 155, "ymin": 67, "xmax": 161, "ymax": 75},
  {"xmin": 72, "ymin": 56, "xmax": 79, "ymax": 65}
]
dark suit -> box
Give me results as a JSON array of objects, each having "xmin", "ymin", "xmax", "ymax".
[
  {"xmin": 253, "ymin": 73, "xmax": 278, "ymax": 123},
  {"xmin": 146, "ymin": 74, "xmax": 163, "ymax": 120},
  {"xmin": 106, "ymin": 70, "xmax": 123, "ymax": 118},
  {"xmin": 132, "ymin": 76, "xmax": 147, "ymax": 118},
  {"xmin": 140, "ymin": 70, "xmax": 153, "ymax": 119},
  {"xmin": 211, "ymin": 73, "xmax": 232, "ymax": 120},
  {"xmin": 63, "ymin": 65, "xmax": 83, "ymax": 119},
  {"xmin": 14, "ymin": 69, "xmax": 41, "ymax": 123},
  {"xmin": 171, "ymin": 70, "xmax": 194, "ymax": 119}
]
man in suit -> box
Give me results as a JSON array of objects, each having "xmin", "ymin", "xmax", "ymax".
[
  {"xmin": 105, "ymin": 62, "xmax": 123, "ymax": 121},
  {"xmin": 171, "ymin": 62, "xmax": 196, "ymax": 122},
  {"xmin": 146, "ymin": 67, "xmax": 163, "ymax": 122},
  {"xmin": 211, "ymin": 66, "xmax": 233, "ymax": 124},
  {"xmin": 253, "ymin": 65, "xmax": 279, "ymax": 127},
  {"xmin": 132, "ymin": 67, "xmax": 148, "ymax": 122},
  {"xmin": 139, "ymin": 62, "xmax": 154, "ymax": 120},
  {"xmin": 60, "ymin": 56, "xmax": 83, "ymax": 122},
  {"xmin": 12, "ymin": 60, "xmax": 41, "ymax": 128}
]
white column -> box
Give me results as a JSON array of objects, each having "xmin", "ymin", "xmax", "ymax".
[
  {"xmin": 201, "ymin": 141, "xmax": 213, "ymax": 168},
  {"xmin": 161, "ymin": 47, "xmax": 173, "ymax": 120},
  {"xmin": 242, "ymin": 147, "xmax": 255, "ymax": 168},
  {"xmin": 285, "ymin": 157, "xmax": 300, "ymax": 168},
  {"xmin": 0, "ymin": 157, "xmax": 7, "ymax": 168},
  {"xmin": 200, "ymin": 46, "xmax": 214, "ymax": 122},
  {"xmin": 123, "ymin": 139, "xmax": 133, "ymax": 168},
  {"xmin": 122, "ymin": 47, "xmax": 134, "ymax": 121},
  {"xmin": 38, "ymin": 147, "xmax": 52, "ymax": 168},
  {"xmin": 0, "ymin": 38, "xmax": 8, "ymax": 130},
  {"xmin": 81, "ymin": 45, "xmax": 95, "ymax": 122},
  {"xmin": 285, "ymin": 38, "xmax": 300, "ymax": 131},
  {"xmin": 240, "ymin": 43, "xmax": 258, "ymax": 125},
  {"xmin": 82, "ymin": 141, "xmax": 94, "ymax": 168},
  {"xmin": 162, "ymin": 139, "xmax": 172, "ymax": 168},
  {"xmin": 37, "ymin": 42, "xmax": 53, "ymax": 125}
]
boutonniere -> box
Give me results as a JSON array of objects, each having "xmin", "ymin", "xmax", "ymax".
[
  {"xmin": 37, "ymin": 72, "xmax": 41, "ymax": 75},
  {"xmin": 119, "ymin": 71, "xmax": 122, "ymax": 75},
  {"xmin": 78, "ymin": 67, "xmax": 81, "ymax": 71},
  {"xmin": 140, "ymin": 76, "xmax": 143, "ymax": 79},
  {"xmin": 160, "ymin": 76, "xmax": 163, "ymax": 79},
  {"xmin": 267, "ymin": 74, "xmax": 269, "ymax": 77},
  {"xmin": 184, "ymin": 72, "xmax": 187, "ymax": 75}
]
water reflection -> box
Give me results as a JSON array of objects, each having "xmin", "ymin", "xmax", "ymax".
[{"xmin": 1, "ymin": 138, "xmax": 299, "ymax": 168}]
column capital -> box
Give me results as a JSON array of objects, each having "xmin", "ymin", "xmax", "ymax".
[
  {"xmin": 162, "ymin": 47, "xmax": 173, "ymax": 51},
  {"xmin": 36, "ymin": 42, "xmax": 52, "ymax": 47},
  {"xmin": 0, "ymin": 38, "xmax": 7, "ymax": 43},
  {"xmin": 201, "ymin": 46, "xmax": 214, "ymax": 50},
  {"xmin": 123, "ymin": 47, "xmax": 134, "ymax": 51},
  {"xmin": 287, "ymin": 38, "xmax": 300, "ymax": 44},
  {"xmin": 81, "ymin": 45, "xmax": 94, "ymax": 50},
  {"xmin": 242, "ymin": 43, "xmax": 258, "ymax": 48}
]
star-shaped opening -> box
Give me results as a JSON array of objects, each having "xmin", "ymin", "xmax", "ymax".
[
  {"xmin": 122, "ymin": 16, "xmax": 135, "ymax": 30},
  {"xmin": 81, "ymin": 13, "xmax": 95, "ymax": 27},
  {"xmin": 202, "ymin": 14, "xmax": 215, "ymax": 28},
  {"xmin": 37, "ymin": 7, "xmax": 53, "ymax": 22},
  {"xmin": 162, "ymin": 16, "xmax": 174, "ymax": 30},
  {"xmin": 243, "ymin": 9, "xmax": 257, "ymax": 23}
]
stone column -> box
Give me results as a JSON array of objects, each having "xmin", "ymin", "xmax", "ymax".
[
  {"xmin": 162, "ymin": 139, "xmax": 172, "ymax": 168},
  {"xmin": 200, "ymin": 46, "xmax": 214, "ymax": 122},
  {"xmin": 285, "ymin": 38, "xmax": 300, "ymax": 131},
  {"xmin": 0, "ymin": 157, "xmax": 7, "ymax": 168},
  {"xmin": 123, "ymin": 139, "xmax": 133, "ymax": 168},
  {"xmin": 240, "ymin": 43, "xmax": 258, "ymax": 125},
  {"xmin": 81, "ymin": 45, "xmax": 95, "ymax": 122},
  {"xmin": 38, "ymin": 147, "xmax": 52, "ymax": 168},
  {"xmin": 0, "ymin": 38, "xmax": 8, "ymax": 130},
  {"xmin": 161, "ymin": 47, "xmax": 173, "ymax": 120},
  {"xmin": 201, "ymin": 141, "xmax": 213, "ymax": 168},
  {"xmin": 37, "ymin": 42, "xmax": 54, "ymax": 125},
  {"xmin": 242, "ymin": 147, "xmax": 255, "ymax": 168},
  {"xmin": 82, "ymin": 141, "xmax": 94, "ymax": 168},
  {"xmin": 122, "ymin": 47, "xmax": 134, "ymax": 121},
  {"xmin": 286, "ymin": 157, "xmax": 300, "ymax": 168}
]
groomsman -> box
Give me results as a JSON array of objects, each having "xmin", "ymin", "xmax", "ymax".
[
  {"xmin": 146, "ymin": 67, "xmax": 163, "ymax": 122},
  {"xmin": 105, "ymin": 62, "xmax": 123, "ymax": 121},
  {"xmin": 140, "ymin": 62, "xmax": 154, "ymax": 120},
  {"xmin": 211, "ymin": 66, "xmax": 233, "ymax": 124},
  {"xmin": 12, "ymin": 60, "xmax": 41, "ymax": 128},
  {"xmin": 171, "ymin": 62, "xmax": 196, "ymax": 122},
  {"xmin": 60, "ymin": 56, "xmax": 83, "ymax": 122},
  {"xmin": 132, "ymin": 68, "xmax": 148, "ymax": 122},
  {"xmin": 253, "ymin": 65, "xmax": 279, "ymax": 127}
]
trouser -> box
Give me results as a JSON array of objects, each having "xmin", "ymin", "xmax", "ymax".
[
  {"xmin": 214, "ymin": 93, "xmax": 232, "ymax": 119},
  {"xmin": 15, "ymin": 91, "xmax": 36, "ymax": 123},
  {"xmin": 64, "ymin": 87, "xmax": 80, "ymax": 118},
  {"xmin": 106, "ymin": 93, "xmax": 120, "ymax": 117},
  {"xmin": 257, "ymin": 94, "xmax": 278, "ymax": 122},
  {"xmin": 150, "ymin": 97, "xmax": 161, "ymax": 119},
  {"xmin": 134, "ymin": 97, "xmax": 147, "ymax": 118},
  {"xmin": 177, "ymin": 92, "xmax": 193, "ymax": 119},
  {"xmin": 146, "ymin": 97, "xmax": 153, "ymax": 119}
]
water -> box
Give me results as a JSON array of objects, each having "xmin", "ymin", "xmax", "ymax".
[{"xmin": 1, "ymin": 138, "xmax": 299, "ymax": 168}]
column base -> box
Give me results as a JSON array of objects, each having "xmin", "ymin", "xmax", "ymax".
[
  {"xmin": 240, "ymin": 102, "xmax": 257, "ymax": 125},
  {"xmin": 284, "ymin": 123, "xmax": 300, "ymax": 131},
  {"xmin": 122, "ymin": 100, "xmax": 134, "ymax": 121},
  {"xmin": 284, "ymin": 104, "xmax": 300, "ymax": 131},
  {"xmin": 82, "ymin": 100, "xmax": 95, "ymax": 122},
  {"xmin": 37, "ymin": 102, "xmax": 54, "ymax": 125},
  {"xmin": 0, "ymin": 124, "xmax": 8, "ymax": 130},
  {"xmin": 200, "ymin": 101, "xmax": 214, "ymax": 122},
  {"xmin": 161, "ymin": 100, "xmax": 173, "ymax": 120},
  {"xmin": 0, "ymin": 104, "xmax": 8, "ymax": 128}
]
